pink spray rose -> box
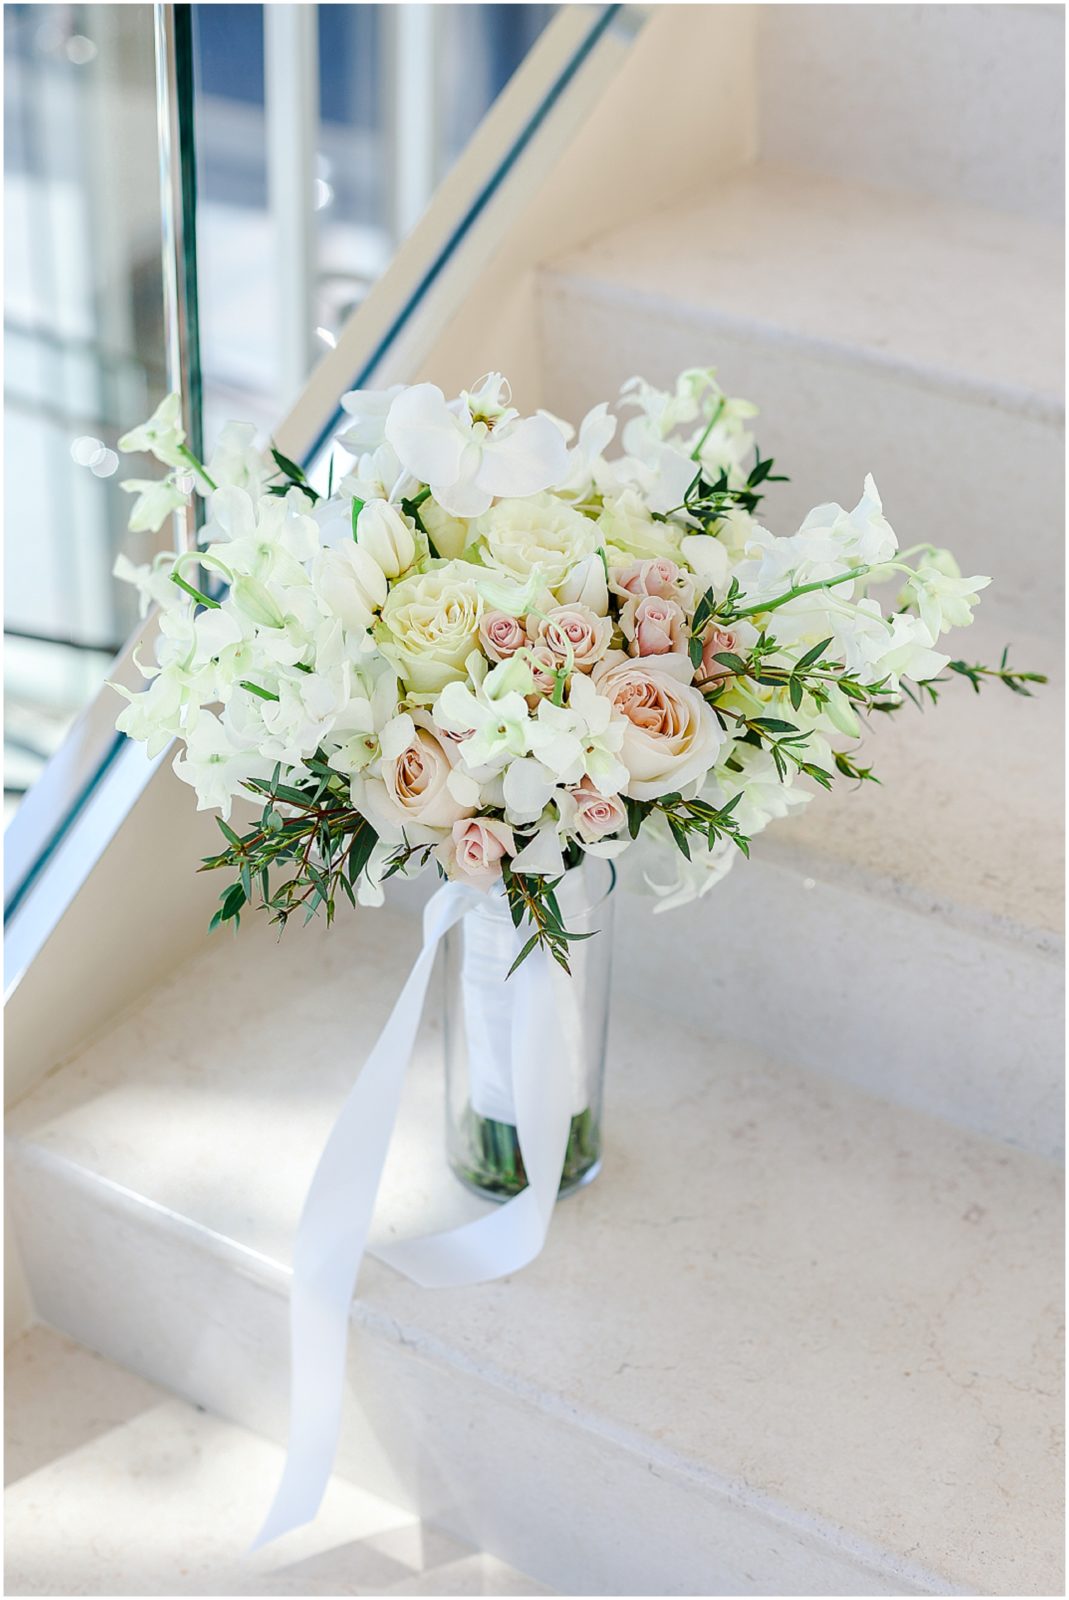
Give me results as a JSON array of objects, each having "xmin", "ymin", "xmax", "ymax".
[
  {"xmin": 612, "ymin": 556, "xmax": 682, "ymax": 601},
  {"xmin": 446, "ymin": 816, "xmax": 515, "ymax": 890},
  {"xmin": 698, "ymin": 625, "xmax": 744, "ymax": 684},
  {"xmin": 571, "ymin": 780, "xmax": 627, "ymax": 842},
  {"xmin": 479, "ymin": 609, "xmax": 528, "ymax": 662},
  {"xmin": 528, "ymin": 603, "xmax": 612, "ymax": 671},
  {"xmin": 622, "ymin": 593, "xmax": 688, "ymax": 657}
]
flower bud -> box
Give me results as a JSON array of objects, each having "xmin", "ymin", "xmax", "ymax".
[{"xmin": 356, "ymin": 499, "xmax": 417, "ymax": 578}]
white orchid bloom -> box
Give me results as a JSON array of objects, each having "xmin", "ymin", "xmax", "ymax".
[
  {"xmin": 117, "ymin": 391, "xmax": 187, "ymax": 468},
  {"xmin": 435, "ymin": 657, "xmax": 534, "ymax": 772},
  {"xmin": 172, "ymin": 709, "xmax": 273, "ymax": 819},
  {"xmin": 901, "ymin": 554, "xmax": 991, "ymax": 637},
  {"xmin": 113, "ymin": 551, "xmax": 182, "ymax": 616},
  {"xmin": 119, "ymin": 477, "xmax": 188, "ymax": 534},
  {"xmin": 337, "ymin": 385, "xmax": 405, "ymax": 452},
  {"xmin": 202, "ymin": 489, "xmax": 319, "ymax": 592},
  {"xmin": 323, "ymin": 663, "xmax": 405, "ymax": 776},
  {"xmin": 113, "ymin": 668, "xmax": 188, "ymax": 757},
  {"xmin": 206, "ymin": 421, "xmax": 270, "ymax": 496},
  {"xmin": 384, "ymin": 375, "xmax": 568, "ymax": 517},
  {"xmin": 548, "ymin": 401, "xmax": 617, "ymax": 498}
]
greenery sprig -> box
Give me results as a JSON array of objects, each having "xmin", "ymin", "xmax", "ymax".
[
  {"xmin": 500, "ymin": 863, "xmax": 595, "ymax": 976},
  {"xmin": 201, "ymin": 758, "xmax": 378, "ymax": 932}
]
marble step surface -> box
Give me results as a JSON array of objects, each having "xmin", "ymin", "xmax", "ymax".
[
  {"xmin": 608, "ymin": 612, "xmax": 1063, "ymax": 1158},
  {"xmin": 7, "ymin": 907, "xmax": 1063, "ymax": 1596},
  {"xmin": 4, "ymin": 1325, "xmax": 549, "ymax": 1597},
  {"xmin": 754, "ymin": 5, "xmax": 1063, "ymax": 225},
  {"xmin": 537, "ymin": 164, "xmax": 1064, "ymax": 635}
]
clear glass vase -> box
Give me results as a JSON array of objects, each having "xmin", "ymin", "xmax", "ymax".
[{"xmin": 443, "ymin": 858, "xmax": 615, "ymax": 1202}]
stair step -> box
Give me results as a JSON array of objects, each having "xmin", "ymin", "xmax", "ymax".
[
  {"xmin": 7, "ymin": 911, "xmax": 1063, "ymax": 1595},
  {"xmin": 537, "ymin": 165, "xmax": 1064, "ymax": 633},
  {"xmin": 755, "ymin": 4, "xmax": 1064, "ymax": 225},
  {"xmin": 4, "ymin": 1325, "xmax": 547, "ymax": 1596}
]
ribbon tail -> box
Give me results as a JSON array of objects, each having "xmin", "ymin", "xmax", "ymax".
[
  {"xmin": 372, "ymin": 946, "xmax": 573, "ymax": 1288},
  {"xmin": 251, "ymin": 883, "xmax": 476, "ymax": 1550}
]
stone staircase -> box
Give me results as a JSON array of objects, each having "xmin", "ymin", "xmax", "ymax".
[
  {"xmin": 6, "ymin": 5, "xmax": 1064, "ymax": 1596},
  {"xmin": 5, "ymin": 1326, "xmax": 548, "ymax": 1596}
]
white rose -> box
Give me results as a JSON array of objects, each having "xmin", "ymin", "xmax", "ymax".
[
  {"xmin": 313, "ymin": 542, "xmax": 388, "ymax": 632},
  {"xmin": 472, "ymin": 492, "xmax": 599, "ymax": 587},
  {"xmin": 555, "ymin": 551, "xmax": 609, "ymax": 615},
  {"xmin": 593, "ymin": 651, "xmax": 723, "ymax": 800},
  {"xmin": 361, "ymin": 711, "xmax": 473, "ymax": 841},
  {"xmin": 356, "ymin": 500, "xmax": 417, "ymax": 578},
  {"xmin": 379, "ymin": 561, "xmax": 485, "ymax": 692},
  {"xmin": 422, "ymin": 498, "xmax": 472, "ymax": 561},
  {"xmin": 597, "ymin": 489, "xmax": 683, "ymax": 563}
]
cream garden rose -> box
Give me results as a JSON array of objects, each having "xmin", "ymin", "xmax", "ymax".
[
  {"xmin": 379, "ymin": 562, "xmax": 485, "ymax": 692},
  {"xmin": 473, "ymin": 492, "xmax": 599, "ymax": 587},
  {"xmin": 594, "ymin": 651, "xmax": 723, "ymax": 799}
]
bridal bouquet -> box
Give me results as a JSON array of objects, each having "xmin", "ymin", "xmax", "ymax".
[
  {"xmin": 110, "ymin": 368, "xmax": 1044, "ymax": 1546},
  {"xmin": 113, "ymin": 366, "xmax": 1040, "ymax": 967}
]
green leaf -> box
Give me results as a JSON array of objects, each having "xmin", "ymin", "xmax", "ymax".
[
  {"xmin": 271, "ymin": 445, "xmax": 307, "ymax": 483},
  {"xmin": 793, "ymin": 636, "xmax": 834, "ymax": 673}
]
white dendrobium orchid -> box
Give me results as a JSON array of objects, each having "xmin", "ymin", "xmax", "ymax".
[
  {"xmin": 117, "ymin": 391, "xmax": 187, "ymax": 467},
  {"xmin": 435, "ymin": 658, "xmax": 533, "ymax": 773},
  {"xmin": 207, "ymin": 421, "xmax": 271, "ymax": 496},
  {"xmin": 384, "ymin": 376, "xmax": 568, "ymax": 517},
  {"xmin": 902, "ymin": 552, "xmax": 991, "ymax": 636},
  {"xmin": 173, "ymin": 709, "xmax": 274, "ymax": 819},
  {"xmin": 119, "ymin": 478, "xmax": 188, "ymax": 534}
]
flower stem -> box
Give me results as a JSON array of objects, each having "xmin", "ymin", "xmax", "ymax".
[{"xmin": 732, "ymin": 566, "xmax": 870, "ymax": 620}]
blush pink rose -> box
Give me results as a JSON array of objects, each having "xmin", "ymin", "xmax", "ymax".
[
  {"xmin": 622, "ymin": 593, "xmax": 688, "ymax": 657},
  {"xmin": 571, "ymin": 780, "xmax": 627, "ymax": 842},
  {"xmin": 593, "ymin": 651, "xmax": 722, "ymax": 800},
  {"xmin": 479, "ymin": 610, "xmax": 527, "ymax": 662},
  {"xmin": 528, "ymin": 603, "xmax": 612, "ymax": 671},
  {"xmin": 520, "ymin": 644, "xmax": 561, "ymax": 701},
  {"xmin": 448, "ymin": 816, "xmax": 515, "ymax": 890},
  {"xmin": 698, "ymin": 625, "xmax": 744, "ymax": 684},
  {"xmin": 369, "ymin": 711, "xmax": 473, "ymax": 837}
]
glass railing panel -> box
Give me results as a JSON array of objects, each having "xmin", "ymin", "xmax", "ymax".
[
  {"xmin": 3, "ymin": 3, "xmax": 173, "ymax": 823},
  {"xmin": 190, "ymin": 1, "xmax": 559, "ymax": 437}
]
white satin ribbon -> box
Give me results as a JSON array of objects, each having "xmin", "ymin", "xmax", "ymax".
[{"xmin": 251, "ymin": 880, "xmax": 574, "ymax": 1549}]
